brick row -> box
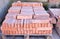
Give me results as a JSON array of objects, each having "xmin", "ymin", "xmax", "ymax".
[
  {"xmin": 12, "ymin": 1, "xmax": 43, "ymax": 7},
  {"xmin": 22, "ymin": 2, "xmax": 43, "ymax": 7},
  {"xmin": 2, "ymin": 30, "xmax": 52, "ymax": 35},
  {"xmin": 24, "ymin": 19, "xmax": 52, "ymax": 28},
  {"xmin": 8, "ymin": 6, "xmax": 21, "ymax": 13},
  {"xmin": 24, "ymin": 30, "xmax": 52, "ymax": 35}
]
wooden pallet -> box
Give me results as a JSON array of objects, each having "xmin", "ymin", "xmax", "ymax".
[{"xmin": 0, "ymin": 34, "xmax": 52, "ymax": 39}]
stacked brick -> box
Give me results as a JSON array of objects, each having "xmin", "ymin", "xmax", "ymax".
[
  {"xmin": 49, "ymin": 8, "xmax": 60, "ymax": 36},
  {"xmin": 1, "ymin": 1, "xmax": 53, "ymax": 35}
]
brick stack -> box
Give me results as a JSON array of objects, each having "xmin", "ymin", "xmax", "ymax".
[
  {"xmin": 49, "ymin": 8, "xmax": 60, "ymax": 36},
  {"xmin": 1, "ymin": 1, "xmax": 53, "ymax": 35}
]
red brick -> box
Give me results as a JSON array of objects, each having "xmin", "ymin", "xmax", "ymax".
[
  {"xmin": 17, "ymin": 12, "xmax": 34, "ymax": 19},
  {"xmin": 8, "ymin": 6, "xmax": 21, "ymax": 13},
  {"xmin": 34, "ymin": 11, "xmax": 49, "ymax": 19},
  {"xmin": 33, "ymin": 7, "xmax": 44, "ymax": 9},
  {"xmin": 32, "ymin": 2, "xmax": 43, "ymax": 7},
  {"xmin": 21, "ymin": 8, "xmax": 33, "ymax": 12},
  {"xmin": 22, "ymin": 2, "xmax": 32, "ymax": 7},
  {"xmin": 5, "ymin": 13, "xmax": 17, "ymax": 19}
]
